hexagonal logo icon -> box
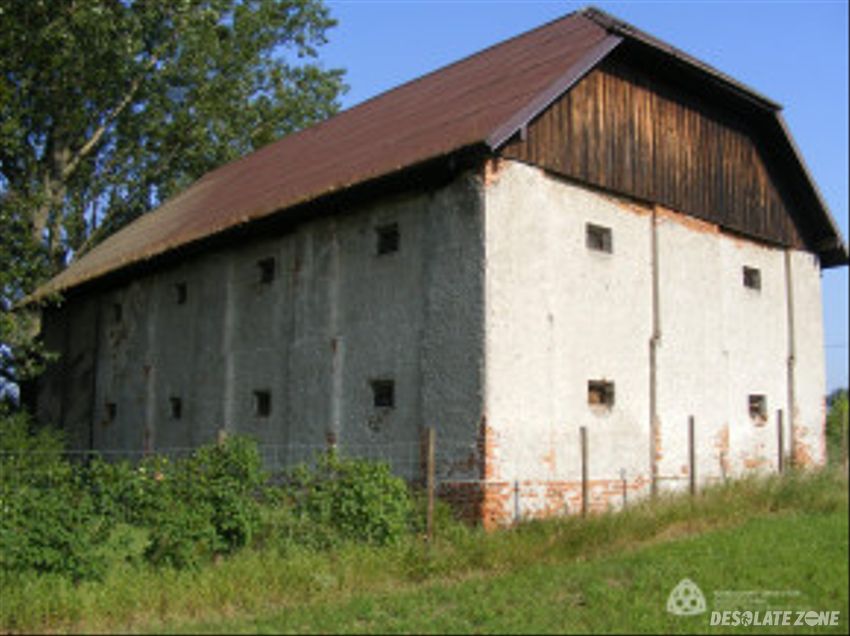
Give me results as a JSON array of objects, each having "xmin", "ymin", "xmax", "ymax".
[{"xmin": 666, "ymin": 578, "xmax": 707, "ymax": 616}]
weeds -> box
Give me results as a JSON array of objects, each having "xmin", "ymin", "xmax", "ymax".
[
  {"xmin": 2, "ymin": 465, "xmax": 846, "ymax": 633},
  {"xmin": 2, "ymin": 409, "xmax": 847, "ymax": 633}
]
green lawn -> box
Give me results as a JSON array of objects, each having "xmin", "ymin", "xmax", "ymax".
[
  {"xmin": 168, "ymin": 511, "xmax": 848, "ymax": 634},
  {"xmin": 3, "ymin": 470, "xmax": 847, "ymax": 634}
]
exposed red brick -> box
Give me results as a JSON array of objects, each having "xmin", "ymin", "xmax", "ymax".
[
  {"xmin": 440, "ymin": 475, "xmax": 653, "ymax": 527},
  {"xmin": 655, "ymin": 204, "xmax": 720, "ymax": 237},
  {"xmin": 793, "ymin": 425, "xmax": 815, "ymax": 467},
  {"xmin": 541, "ymin": 445, "xmax": 557, "ymax": 473},
  {"xmin": 483, "ymin": 157, "xmax": 506, "ymax": 186},
  {"xmin": 742, "ymin": 455, "xmax": 769, "ymax": 470}
]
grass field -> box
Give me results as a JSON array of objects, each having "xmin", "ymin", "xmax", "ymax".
[
  {"xmin": 3, "ymin": 469, "xmax": 848, "ymax": 634},
  {"xmin": 170, "ymin": 512, "xmax": 848, "ymax": 634}
]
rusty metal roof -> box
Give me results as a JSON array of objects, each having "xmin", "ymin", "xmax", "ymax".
[
  {"xmin": 31, "ymin": 7, "xmax": 846, "ymax": 300},
  {"xmin": 35, "ymin": 10, "xmax": 613, "ymax": 299}
]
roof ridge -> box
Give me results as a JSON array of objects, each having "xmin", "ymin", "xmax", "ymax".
[
  {"xmin": 580, "ymin": 6, "xmax": 781, "ymax": 111},
  {"xmin": 337, "ymin": 8, "xmax": 587, "ymax": 116},
  {"xmin": 195, "ymin": 8, "xmax": 592, "ymax": 186},
  {"xmin": 486, "ymin": 33, "xmax": 622, "ymax": 150}
]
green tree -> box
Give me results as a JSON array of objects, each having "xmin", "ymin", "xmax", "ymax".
[
  {"xmin": 0, "ymin": 0, "xmax": 345, "ymax": 395},
  {"xmin": 826, "ymin": 388, "xmax": 848, "ymax": 466},
  {"xmin": 0, "ymin": 202, "xmax": 50, "ymax": 397}
]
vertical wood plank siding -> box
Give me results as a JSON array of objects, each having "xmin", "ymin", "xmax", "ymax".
[{"xmin": 502, "ymin": 56, "xmax": 805, "ymax": 249}]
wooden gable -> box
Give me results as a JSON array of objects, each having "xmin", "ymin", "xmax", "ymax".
[{"xmin": 501, "ymin": 49, "xmax": 809, "ymax": 251}]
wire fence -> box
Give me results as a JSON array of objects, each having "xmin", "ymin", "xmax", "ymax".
[{"xmin": 5, "ymin": 406, "xmax": 842, "ymax": 531}]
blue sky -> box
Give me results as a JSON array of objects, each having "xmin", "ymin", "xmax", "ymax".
[{"xmin": 319, "ymin": 0, "xmax": 849, "ymax": 392}]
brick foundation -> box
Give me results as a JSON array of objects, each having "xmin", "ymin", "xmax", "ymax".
[
  {"xmin": 438, "ymin": 476, "xmax": 653, "ymax": 527},
  {"xmin": 432, "ymin": 420, "xmax": 656, "ymax": 527}
]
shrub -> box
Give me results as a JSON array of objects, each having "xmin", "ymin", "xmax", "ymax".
[
  {"xmin": 85, "ymin": 457, "xmax": 153, "ymax": 523},
  {"xmin": 287, "ymin": 452, "xmax": 413, "ymax": 546},
  {"xmin": 139, "ymin": 437, "xmax": 267, "ymax": 568},
  {"xmin": 2, "ymin": 408, "xmax": 416, "ymax": 578},
  {"xmin": 142, "ymin": 494, "xmax": 220, "ymax": 569},
  {"xmin": 1, "ymin": 410, "xmax": 269, "ymax": 574},
  {"xmin": 0, "ymin": 406, "xmax": 65, "ymax": 474},
  {"xmin": 0, "ymin": 410, "xmax": 109, "ymax": 581},
  {"xmin": 184, "ymin": 436, "xmax": 267, "ymax": 551}
]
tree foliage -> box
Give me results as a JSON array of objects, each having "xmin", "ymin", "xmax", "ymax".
[
  {"xmin": 0, "ymin": 0, "xmax": 345, "ymax": 392},
  {"xmin": 0, "ymin": 202, "xmax": 50, "ymax": 394},
  {"xmin": 826, "ymin": 388, "xmax": 848, "ymax": 465}
]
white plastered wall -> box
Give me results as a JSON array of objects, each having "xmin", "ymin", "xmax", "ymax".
[
  {"xmin": 484, "ymin": 160, "xmax": 827, "ymax": 519},
  {"xmin": 788, "ymin": 250, "xmax": 827, "ymax": 465},
  {"xmin": 484, "ymin": 160, "xmax": 653, "ymax": 517},
  {"xmin": 655, "ymin": 211, "xmax": 788, "ymax": 485}
]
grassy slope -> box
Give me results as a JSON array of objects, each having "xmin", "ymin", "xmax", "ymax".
[
  {"xmin": 2, "ymin": 470, "xmax": 848, "ymax": 634},
  {"xmin": 181, "ymin": 512, "xmax": 847, "ymax": 634}
]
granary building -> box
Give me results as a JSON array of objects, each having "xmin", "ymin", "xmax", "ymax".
[{"xmin": 29, "ymin": 8, "xmax": 848, "ymax": 524}]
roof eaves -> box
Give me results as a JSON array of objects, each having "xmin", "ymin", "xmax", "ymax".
[
  {"xmin": 20, "ymin": 143, "xmax": 490, "ymax": 306},
  {"xmin": 486, "ymin": 33, "xmax": 623, "ymax": 150},
  {"xmin": 772, "ymin": 112, "xmax": 849, "ymax": 267},
  {"xmin": 774, "ymin": 120, "xmax": 850, "ymax": 267},
  {"xmin": 581, "ymin": 6, "xmax": 782, "ymax": 113}
]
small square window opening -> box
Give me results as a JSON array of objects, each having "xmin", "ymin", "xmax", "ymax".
[
  {"xmin": 253, "ymin": 390, "xmax": 271, "ymax": 417},
  {"xmin": 170, "ymin": 397, "xmax": 182, "ymax": 420},
  {"xmin": 586, "ymin": 223, "xmax": 613, "ymax": 253},
  {"xmin": 175, "ymin": 282, "xmax": 188, "ymax": 305},
  {"xmin": 105, "ymin": 402, "xmax": 117, "ymax": 423},
  {"xmin": 371, "ymin": 379, "xmax": 395, "ymax": 408},
  {"xmin": 112, "ymin": 303, "xmax": 123, "ymax": 323},
  {"xmin": 376, "ymin": 223, "xmax": 400, "ymax": 255},
  {"xmin": 743, "ymin": 266, "xmax": 761, "ymax": 291},
  {"xmin": 258, "ymin": 257, "xmax": 276, "ymax": 284},
  {"xmin": 749, "ymin": 394, "xmax": 767, "ymax": 423},
  {"xmin": 588, "ymin": 380, "xmax": 615, "ymax": 409}
]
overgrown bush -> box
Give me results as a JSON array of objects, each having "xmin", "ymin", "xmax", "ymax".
[
  {"xmin": 184, "ymin": 436, "xmax": 268, "ymax": 551},
  {"xmin": 85, "ymin": 437, "xmax": 268, "ymax": 568},
  {"xmin": 2, "ymin": 408, "xmax": 417, "ymax": 581},
  {"xmin": 286, "ymin": 452, "xmax": 413, "ymax": 546},
  {"xmin": 141, "ymin": 438, "xmax": 267, "ymax": 567},
  {"xmin": 1, "ymin": 410, "xmax": 270, "ymax": 574},
  {"xmin": 0, "ymin": 410, "xmax": 108, "ymax": 581}
]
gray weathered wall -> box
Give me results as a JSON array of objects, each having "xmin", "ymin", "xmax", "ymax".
[{"xmin": 37, "ymin": 171, "xmax": 486, "ymax": 480}]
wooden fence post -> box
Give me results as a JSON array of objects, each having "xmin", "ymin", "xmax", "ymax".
[
  {"xmin": 777, "ymin": 409, "xmax": 784, "ymax": 474},
  {"xmin": 688, "ymin": 416, "xmax": 696, "ymax": 496},
  {"xmin": 513, "ymin": 480, "xmax": 520, "ymax": 523},
  {"xmin": 426, "ymin": 427, "xmax": 436, "ymax": 543},
  {"xmin": 580, "ymin": 426, "xmax": 588, "ymax": 517},
  {"xmin": 620, "ymin": 468, "xmax": 628, "ymax": 509}
]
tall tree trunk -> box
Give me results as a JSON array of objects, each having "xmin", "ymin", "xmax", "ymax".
[{"xmin": 31, "ymin": 139, "xmax": 70, "ymax": 271}]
